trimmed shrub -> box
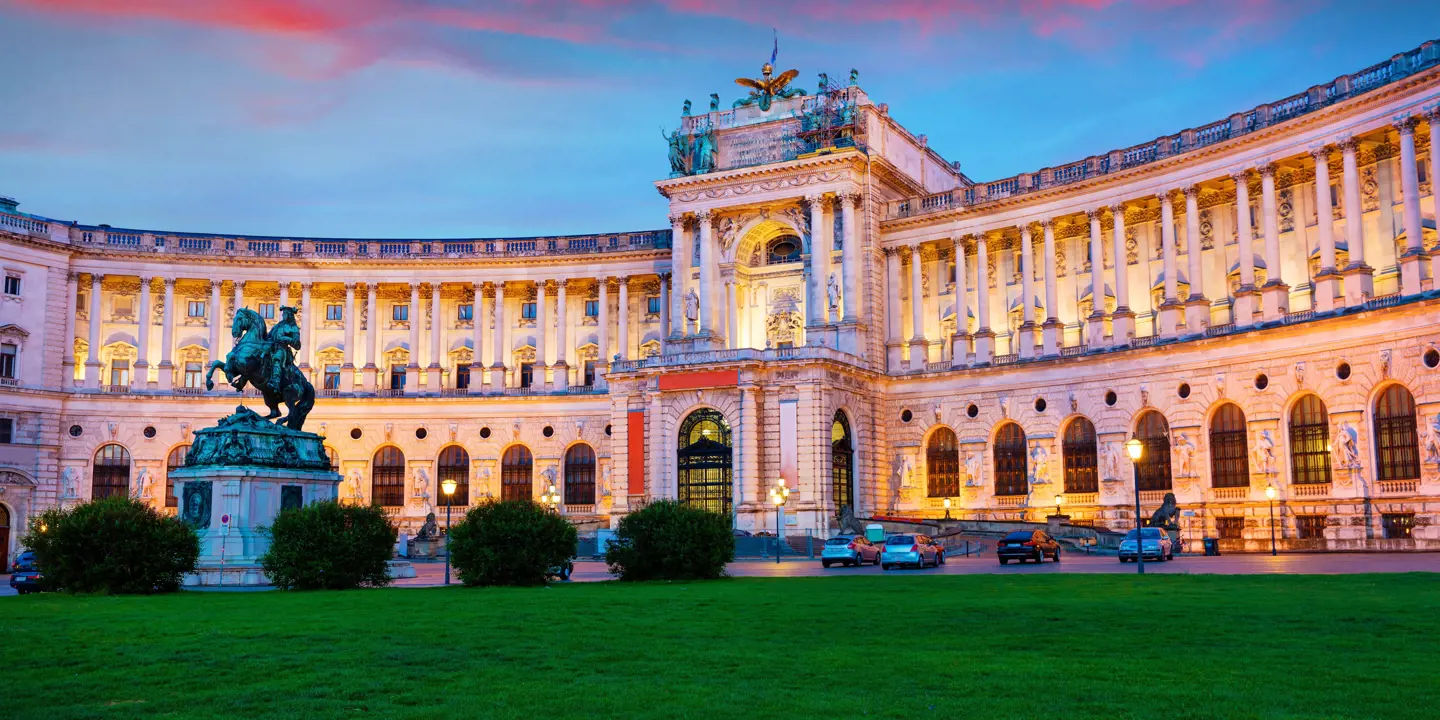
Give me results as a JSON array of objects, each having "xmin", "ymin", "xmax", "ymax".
[
  {"xmin": 605, "ymin": 500, "xmax": 734, "ymax": 581},
  {"xmin": 261, "ymin": 501, "xmax": 397, "ymax": 590},
  {"xmin": 22, "ymin": 496, "xmax": 199, "ymax": 594},
  {"xmin": 447, "ymin": 500, "xmax": 577, "ymax": 587}
]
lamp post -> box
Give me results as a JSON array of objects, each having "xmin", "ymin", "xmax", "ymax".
[
  {"xmin": 943, "ymin": 497, "xmax": 952, "ymax": 520},
  {"xmin": 1125, "ymin": 436, "xmax": 1145, "ymax": 575},
  {"xmin": 440, "ymin": 477, "xmax": 457, "ymax": 586},
  {"xmin": 1054, "ymin": 493, "xmax": 1065, "ymax": 519},
  {"xmin": 769, "ymin": 478, "xmax": 790, "ymax": 564},
  {"xmin": 541, "ymin": 482, "xmax": 561, "ymax": 512},
  {"xmin": 1265, "ymin": 483, "xmax": 1278, "ymax": 556}
]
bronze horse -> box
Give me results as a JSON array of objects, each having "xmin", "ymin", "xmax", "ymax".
[{"xmin": 205, "ymin": 308, "xmax": 315, "ymax": 431}]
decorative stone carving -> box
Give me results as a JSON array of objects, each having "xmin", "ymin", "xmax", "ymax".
[
  {"xmin": 1422, "ymin": 413, "xmax": 1440, "ymax": 465},
  {"xmin": 1174, "ymin": 433, "xmax": 1197, "ymax": 477},
  {"xmin": 62, "ymin": 467, "xmax": 79, "ymax": 500},
  {"xmin": 1028, "ymin": 443, "xmax": 1050, "ymax": 484},
  {"xmin": 1332, "ymin": 421, "xmax": 1361, "ymax": 475},
  {"xmin": 1101, "ymin": 441, "xmax": 1124, "ymax": 482},
  {"xmin": 1253, "ymin": 429, "xmax": 1276, "ymax": 475},
  {"xmin": 964, "ymin": 451, "xmax": 982, "ymax": 488},
  {"xmin": 1378, "ymin": 349, "xmax": 1391, "ymax": 379},
  {"xmin": 130, "ymin": 467, "xmax": 153, "ymax": 501}
]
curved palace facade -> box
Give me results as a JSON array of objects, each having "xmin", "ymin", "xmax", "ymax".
[{"xmin": 3, "ymin": 41, "xmax": 1440, "ymax": 559}]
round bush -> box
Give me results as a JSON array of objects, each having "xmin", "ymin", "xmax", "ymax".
[
  {"xmin": 605, "ymin": 500, "xmax": 735, "ymax": 581},
  {"xmin": 447, "ymin": 500, "xmax": 577, "ymax": 587},
  {"xmin": 22, "ymin": 496, "xmax": 199, "ymax": 594},
  {"xmin": 261, "ymin": 501, "xmax": 397, "ymax": 590}
]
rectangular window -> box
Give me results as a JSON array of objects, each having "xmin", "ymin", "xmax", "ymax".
[
  {"xmin": 258, "ymin": 303, "xmax": 275, "ymax": 320},
  {"xmin": 521, "ymin": 302, "xmax": 537, "ymax": 320},
  {"xmin": 324, "ymin": 364, "xmax": 340, "ymax": 390},
  {"xmin": 393, "ymin": 304, "xmax": 409, "ymax": 322},
  {"xmin": 519, "ymin": 363, "xmax": 534, "ymax": 388},
  {"xmin": 456, "ymin": 364, "xmax": 470, "ymax": 389},
  {"xmin": 585, "ymin": 300, "xmax": 599, "ymax": 317},
  {"xmin": 458, "ymin": 304, "xmax": 473, "ymax": 321},
  {"xmin": 183, "ymin": 362, "xmax": 202, "ymax": 388},
  {"xmin": 3, "ymin": 276, "xmax": 19, "ymax": 295},
  {"xmin": 583, "ymin": 361, "xmax": 595, "ymax": 387},
  {"xmin": 187, "ymin": 301, "xmax": 206, "ymax": 318},
  {"xmin": 646, "ymin": 296, "xmax": 661, "ymax": 314},
  {"xmin": 110, "ymin": 359, "xmax": 129, "ymax": 386},
  {"xmin": 114, "ymin": 296, "xmax": 133, "ymax": 316},
  {"xmin": 326, "ymin": 304, "xmax": 343, "ymax": 321},
  {"xmin": 1382, "ymin": 513, "xmax": 1415, "ymax": 540},
  {"xmin": 1296, "ymin": 515, "xmax": 1327, "ymax": 540},
  {"xmin": 0, "ymin": 418, "xmax": 11, "ymax": 443},
  {"xmin": 0, "ymin": 343, "xmax": 15, "ymax": 379},
  {"xmin": 1216, "ymin": 517, "xmax": 1244, "ymax": 540},
  {"xmin": 390, "ymin": 366, "xmax": 406, "ymax": 389}
]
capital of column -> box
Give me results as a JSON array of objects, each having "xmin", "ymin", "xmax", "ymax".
[
  {"xmin": 162, "ymin": 277, "xmax": 177, "ymax": 289},
  {"xmin": 1156, "ymin": 189, "xmax": 1176, "ymax": 206},
  {"xmin": 1182, "ymin": 184, "xmax": 1200, "ymax": 200},
  {"xmin": 1336, "ymin": 135, "xmax": 1360, "ymax": 153},
  {"xmin": 668, "ymin": 213, "xmax": 685, "ymax": 227},
  {"xmin": 657, "ymin": 271, "xmax": 671, "ymax": 283},
  {"xmin": 343, "ymin": 281, "xmax": 356, "ymax": 292},
  {"xmin": 836, "ymin": 190, "xmax": 860, "ymax": 204},
  {"xmin": 137, "ymin": 274, "xmax": 153, "ymax": 286},
  {"xmin": 616, "ymin": 275, "xmax": 631, "ymax": 287},
  {"xmin": 695, "ymin": 210, "xmax": 713, "ymax": 224},
  {"xmin": 1038, "ymin": 218, "xmax": 1053, "ymax": 231},
  {"xmin": 1086, "ymin": 209, "xmax": 1103, "ymax": 221},
  {"xmin": 1256, "ymin": 162, "xmax": 1278, "ymax": 179},
  {"xmin": 299, "ymin": 282, "xmax": 313, "ymax": 292},
  {"xmin": 804, "ymin": 192, "xmax": 826, "ymax": 206},
  {"xmin": 89, "ymin": 272, "xmax": 105, "ymax": 285},
  {"xmin": 1108, "ymin": 202, "xmax": 1126, "ymax": 216},
  {"xmin": 1308, "ymin": 143, "xmax": 1333, "ymax": 162},
  {"xmin": 881, "ymin": 245, "xmax": 899, "ymax": 258},
  {"xmin": 1392, "ymin": 114, "xmax": 1420, "ymax": 134},
  {"xmin": 1229, "ymin": 168, "xmax": 1251, "ymax": 184}
]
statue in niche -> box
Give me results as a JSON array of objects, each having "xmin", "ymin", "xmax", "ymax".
[
  {"xmin": 1174, "ymin": 433, "xmax": 1197, "ymax": 477},
  {"xmin": 62, "ymin": 467, "xmax": 79, "ymax": 500},
  {"xmin": 1332, "ymin": 422, "xmax": 1360, "ymax": 471},
  {"xmin": 964, "ymin": 451, "xmax": 982, "ymax": 487},
  {"xmin": 1422, "ymin": 413, "xmax": 1440, "ymax": 465},
  {"xmin": 1102, "ymin": 441, "xmax": 1124, "ymax": 482},
  {"xmin": 130, "ymin": 467, "xmax": 153, "ymax": 501},
  {"xmin": 348, "ymin": 469, "xmax": 366, "ymax": 503},
  {"xmin": 896, "ymin": 453, "xmax": 916, "ymax": 489},
  {"xmin": 684, "ymin": 289, "xmax": 699, "ymax": 322},
  {"xmin": 413, "ymin": 467, "xmax": 431, "ymax": 503},
  {"xmin": 1253, "ymin": 430, "xmax": 1276, "ymax": 475},
  {"xmin": 1028, "ymin": 444, "xmax": 1050, "ymax": 484},
  {"xmin": 826, "ymin": 273, "xmax": 841, "ymax": 312},
  {"xmin": 599, "ymin": 464, "xmax": 612, "ymax": 499}
]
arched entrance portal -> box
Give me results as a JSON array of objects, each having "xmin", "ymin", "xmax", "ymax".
[
  {"xmin": 0, "ymin": 504, "xmax": 9, "ymax": 571},
  {"xmin": 677, "ymin": 409, "xmax": 732, "ymax": 515},
  {"xmin": 831, "ymin": 411, "xmax": 855, "ymax": 514}
]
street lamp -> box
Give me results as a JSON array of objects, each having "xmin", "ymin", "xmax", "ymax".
[
  {"xmin": 440, "ymin": 476, "xmax": 457, "ymax": 586},
  {"xmin": 1054, "ymin": 493, "xmax": 1065, "ymax": 519},
  {"xmin": 769, "ymin": 478, "xmax": 790, "ymax": 565},
  {"xmin": 1265, "ymin": 483, "xmax": 1278, "ymax": 556},
  {"xmin": 541, "ymin": 482, "xmax": 561, "ymax": 512},
  {"xmin": 943, "ymin": 497, "xmax": 952, "ymax": 520},
  {"xmin": 1125, "ymin": 436, "xmax": 1146, "ymax": 575}
]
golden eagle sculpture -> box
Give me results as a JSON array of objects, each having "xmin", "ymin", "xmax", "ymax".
[{"xmin": 734, "ymin": 62, "xmax": 806, "ymax": 112}]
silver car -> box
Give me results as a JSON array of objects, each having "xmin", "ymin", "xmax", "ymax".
[
  {"xmin": 881, "ymin": 534, "xmax": 943, "ymax": 570},
  {"xmin": 1118, "ymin": 527, "xmax": 1174, "ymax": 562},
  {"xmin": 821, "ymin": 535, "xmax": 882, "ymax": 567}
]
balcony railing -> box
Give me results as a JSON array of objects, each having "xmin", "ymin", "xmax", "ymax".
[
  {"xmin": 1377, "ymin": 479, "xmax": 1418, "ymax": 494},
  {"xmin": 1292, "ymin": 483, "xmax": 1331, "ymax": 498},
  {"xmin": 1212, "ymin": 487, "xmax": 1248, "ymax": 501}
]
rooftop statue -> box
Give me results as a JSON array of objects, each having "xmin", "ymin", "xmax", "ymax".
[
  {"xmin": 205, "ymin": 306, "xmax": 315, "ymax": 432},
  {"xmin": 733, "ymin": 62, "xmax": 806, "ymax": 111}
]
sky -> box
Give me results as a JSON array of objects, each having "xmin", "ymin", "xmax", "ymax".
[{"xmin": 0, "ymin": 1, "xmax": 1434, "ymax": 239}]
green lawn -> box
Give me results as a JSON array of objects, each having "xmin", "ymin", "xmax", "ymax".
[{"xmin": 4, "ymin": 574, "xmax": 1437, "ymax": 719}]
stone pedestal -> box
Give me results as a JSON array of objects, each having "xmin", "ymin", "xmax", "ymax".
[
  {"xmin": 1233, "ymin": 288, "xmax": 1257, "ymax": 327},
  {"xmin": 1041, "ymin": 320, "xmax": 1061, "ymax": 356},
  {"xmin": 1261, "ymin": 282, "xmax": 1289, "ymax": 321},
  {"xmin": 404, "ymin": 365, "xmax": 420, "ymax": 395},
  {"xmin": 1313, "ymin": 271, "xmax": 1340, "ymax": 313},
  {"xmin": 157, "ymin": 361, "xmax": 174, "ymax": 391},
  {"xmin": 951, "ymin": 332, "xmax": 971, "ymax": 368},
  {"xmin": 361, "ymin": 363, "xmax": 377, "ymax": 391},
  {"xmin": 426, "ymin": 363, "xmax": 443, "ymax": 391},
  {"xmin": 1342, "ymin": 264, "xmax": 1373, "ymax": 307},
  {"xmin": 468, "ymin": 363, "xmax": 486, "ymax": 395},
  {"xmin": 1110, "ymin": 309, "xmax": 1136, "ymax": 346},
  {"xmin": 908, "ymin": 338, "xmax": 927, "ymax": 371},
  {"xmin": 973, "ymin": 329, "xmax": 995, "ymax": 365},
  {"xmin": 1158, "ymin": 302, "xmax": 1182, "ymax": 337},
  {"xmin": 1085, "ymin": 314, "xmax": 1105, "ymax": 348},
  {"xmin": 1184, "ymin": 297, "xmax": 1209, "ymax": 335},
  {"xmin": 1018, "ymin": 322, "xmax": 1038, "ymax": 359},
  {"xmin": 836, "ymin": 321, "xmax": 861, "ymax": 356},
  {"xmin": 488, "ymin": 365, "xmax": 506, "ymax": 393},
  {"xmin": 551, "ymin": 361, "xmax": 569, "ymax": 391}
]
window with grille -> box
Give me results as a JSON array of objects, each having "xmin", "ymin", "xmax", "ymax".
[
  {"xmin": 92, "ymin": 443, "xmax": 131, "ymax": 499},
  {"xmin": 1289, "ymin": 395, "xmax": 1331, "ymax": 485},
  {"xmin": 437, "ymin": 446, "xmax": 470, "ymax": 507},
  {"xmin": 371, "ymin": 446, "xmax": 405, "ymax": 507},
  {"xmin": 1209, "ymin": 403, "xmax": 1249, "ymax": 489},
  {"xmin": 926, "ymin": 426, "xmax": 959, "ymax": 498},
  {"xmin": 501, "ymin": 445, "xmax": 534, "ymax": 502},
  {"xmin": 564, "ymin": 444, "xmax": 596, "ymax": 505},
  {"xmin": 993, "ymin": 423, "xmax": 1028, "ymax": 497},
  {"xmin": 583, "ymin": 361, "xmax": 596, "ymax": 386},
  {"xmin": 831, "ymin": 412, "xmax": 854, "ymax": 511},
  {"xmin": 165, "ymin": 444, "xmax": 188, "ymax": 508},
  {"xmin": 1215, "ymin": 516, "xmax": 1244, "ymax": 539},
  {"xmin": 677, "ymin": 410, "xmax": 732, "ymax": 515},
  {"xmin": 1136, "ymin": 410, "xmax": 1173, "ymax": 491},
  {"xmin": 767, "ymin": 236, "xmax": 801, "ymax": 264},
  {"xmin": 1296, "ymin": 515, "xmax": 1327, "ymax": 539},
  {"xmin": 647, "ymin": 296, "xmax": 662, "ymax": 314},
  {"xmin": 390, "ymin": 366, "xmax": 405, "ymax": 390},
  {"xmin": 1382, "ymin": 513, "xmax": 1415, "ymax": 539},
  {"xmin": 325, "ymin": 446, "xmax": 338, "ymax": 474},
  {"xmin": 1374, "ymin": 385, "xmax": 1420, "ymax": 482},
  {"xmin": 1062, "ymin": 417, "xmax": 1098, "ymax": 494}
]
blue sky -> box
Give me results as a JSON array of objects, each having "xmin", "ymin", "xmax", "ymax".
[{"xmin": 0, "ymin": 1, "xmax": 1433, "ymax": 238}]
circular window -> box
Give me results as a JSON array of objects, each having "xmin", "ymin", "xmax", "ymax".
[
  {"xmin": 966, "ymin": 404, "xmax": 979, "ymax": 418},
  {"xmin": 350, "ymin": 428, "xmax": 362, "ymax": 440},
  {"xmin": 69, "ymin": 425, "xmax": 83, "ymax": 437},
  {"xmin": 900, "ymin": 409, "xmax": 913, "ymax": 423},
  {"xmin": 1425, "ymin": 349, "xmax": 1440, "ymax": 369},
  {"xmin": 415, "ymin": 427, "xmax": 427, "ymax": 440},
  {"xmin": 1104, "ymin": 390, "xmax": 1117, "ymax": 407},
  {"xmin": 479, "ymin": 426, "xmax": 492, "ymax": 439},
  {"xmin": 1034, "ymin": 398, "xmax": 1046, "ymax": 413},
  {"xmin": 1178, "ymin": 383, "xmax": 1191, "ymax": 399},
  {"xmin": 604, "ymin": 424, "xmax": 612, "ymax": 436},
  {"xmin": 1255, "ymin": 373, "xmax": 1269, "ymax": 390},
  {"xmin": 543, "ymin": 425, "xmax": 555, "ymax": 438},
  {"xmin": 1336, "ymin": 362, "xmax": 1351, "ymax": 380},
  {"xmin": 143, "ymin": 426, "xmax": 156, "ymax": 439}
]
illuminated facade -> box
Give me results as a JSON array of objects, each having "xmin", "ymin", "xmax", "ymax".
[{"xmin": 3, "ymin": 40, "xmax": 1440, "ymax": 561}]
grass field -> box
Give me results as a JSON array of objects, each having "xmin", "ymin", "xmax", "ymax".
[{"xmin": 5, "ymin": 574, "xmax": 1438, "ymax": 719}]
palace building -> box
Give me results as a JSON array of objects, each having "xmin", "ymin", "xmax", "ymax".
[{"xmin": 3, "ymin": 40, "xmax": 1440, "ymax": 562}]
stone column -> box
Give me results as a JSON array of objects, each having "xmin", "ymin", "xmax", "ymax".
[
  {"xmin": 739, "ymin": 384, "xmax": 759, "ymax": 511},
  {"xmin": 299, "ymin": 283, "xmax": 313, "ymax": 374},
  {"xmin": 553, "ymin": 280, "xmax": 569, "ymax": 391},
  {"xmin": 341, "ymin": 283, "xmax": 356, "ymax": 392},
  {"xmin": 657, "ymin": 272, "xmax": 670, "ymax": 353},
  {"xmin": 617, "ymin": 277, "xmax": 630, "ymax": 362},
  {"xmin": 428, "ymin": 282, "xmax": 443, "ymax": 391},
  {"xmin": 534, "ymin": 280, "xmax": 549, "ymax": 389},
  {"xmin": 840, "ymin": 191, "xmax": 859, "ymax": 322},
  {"xmin": 1429, "ymin": 107, "xmax": 1440, "ymax": 285},
  {"xmin": 974, "ymin": 234, "xmax": 995, "ymax": 364},
  {"xmin": 469, "ymin": 282, "xmax": 485, "ymax": 395},
  {"xmin": 278, "ymin": 281, "xmax": 289, "ymax": 311},
  {"xmin": 908, "ymin": 243, "xmax": 926, "ymax": 370},
  {"xmin": 1109, "ymin": 203, "xmax": 1135, "ymax": 344},
  {"xmin": 1158, "ymin": 191, "xmax": 1182, "ymax": 336},
  {"xmin": 884, "ymin": 247, "xmax": 902, "ymax": 370},
  {"xmin": 405, "ymin": 283, "xmax": 420, "ymax": 394},
  {"xmin": 597, "ymin": 277, "xmax": 610, "ymax": 388},
  {"xmin": 489, "ymin": 281, "xmax": 506, "ymax": 392},
  {"xmin": 1086, "ymin": 210, "xmax": 1106, "ymax": 345},
  {"xmin": 1018, "ymin": 225, "xmax": 1037, "ymax": 359},
  {"xmin": 158, "ymin": 278, "xmax": 175, "ymax": 391},
  {"xmin": 1311, "ymin": 146, "xmax": 1340, "ymax": 313},
  {"xmin": 724, "ymin": 280, "xmax": 736, "ymax": 349},
  {"xmin": 1233, "ymin": 170, "xmax": 1258, "ymax": 327},
  {"xmin": 362, "ymin": 283, "xmax": 378, "ymax": 390},
  {"xmin": 84, "ymin": 273, "xmax": 102, "ymax": 389},
  {"xmin": 1258, "ymin": 163, "xmax": 1289, "ymax": 319},
  {"xmin": 208, "ymin": 280, "xmax": 222, "ymax": 370},
  {"xmin": 133, "ymin": 276, "xmax": 152, "ymax": 390},
  {"xmin": 1183, "ymin": 186, "xmax": 1209, "ymax": 332},
  {"xmin": 1340, "ymin": 137, "xmax": 1374, "ymax": 304},
  {"xmin": 807, "ymin": 194, "xmax": 828, "ymax": 327},
  {"xmin": 669, "ymin": 215, "xmax": 687, "ymax": 339},
  {"xmin": 63, "ymin": 272, "xmax": 78, "ymax": 386},
  {"xmin": 1395, "ymin": 116, "xmax": 1425, "ymax": 295},
  {"xmin": 1041, "ymin": 223, "xmax": 1060, "ymax": 356},
  {"xmin": 697, "ymin": 211, "xmax": 715, "ymax": 337},
  {"xmin": 952, "ymin": 238, "xmax": 972, "ymax": 367}
]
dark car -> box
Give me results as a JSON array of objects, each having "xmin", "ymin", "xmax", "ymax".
[
  {"xmin": 9, "ymin": 551, "xmax": 43, "ymax": 594},
  {"xmin": 996, "ymin": 530, "xmax": 1062, "ymax": 565}
]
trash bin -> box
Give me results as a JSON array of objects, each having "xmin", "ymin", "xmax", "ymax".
[
  {"xmin": 1202, "ymin": 537, "xmax": 1220, "ymax": 556},
  {"xmin": 865, "ymin": 523, "xmax": 886, "ymax": 544}
]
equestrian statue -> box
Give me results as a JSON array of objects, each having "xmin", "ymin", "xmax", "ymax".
[{"xmin": 205, "ymin": 306, "xmax": 315, "ymax": 432}]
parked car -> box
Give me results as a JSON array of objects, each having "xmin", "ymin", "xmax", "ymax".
[
  {"xmin": 996, "ymin": 530, "xmax": 1062, "ymax": 565},
  {"xmin": 9, "ymin": 551, "xmax": 43, "ymax": 594},
  {"xmin": 1118, "ymin": 527, "xmax": 1173, "ymax": 562},
  {"xmin": 821, "ymin": 534, "xmax": 882, "ymax": 568},
  {"xmin": 881, "ymin": 534, "xmax": 944, "ymax": 570}
]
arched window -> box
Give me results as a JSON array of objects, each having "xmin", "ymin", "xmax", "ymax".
[
  {"xmin": 501, "ymin": 445, "xmax": 534, "ymax": 502},
  {"xmin": 437, "ymin": 446, "xmax": 470, "ymax": 507},
  {"xmin": 0, "ymin": 503, "xmax": 10, "ymax": 571},
  {"xmin": 564, "ymin": 444, "xmax": 597, "ymax": 505},
  {"xmin": 325, "ymin": 446, "xmax": 339, "ymax": 474},
  {"xmin": 1209, "ymin": 403, "xmax": 1249, "ymax": 489},
  {"xmin": 832, "ymin": 411, "xmax": 855, "ymax": 510},
  {"xmin": 677, "ymin": 409, "xmax": 732, "ymax": 515},
  {"xmin": 926, "ymin": 426, "xmax": 959, "ymax": 498},
  {"xmin": 993, "ymin": 423, "xmax": 1028, "ymax": 497},
  {"xmin": 1374, "ymin": 385, "xmax": 1420, "ymax": 482},
  {"xmin": 1062, "ymin": 417, "xmax": 1098, "ymax": 494},
  {"xmin": 92, "ymin": 444, "xmax": 131, "ymax": 499},
  {"xmin": 766, "ymin": 235, "xmax": 802, "ymax": 264},
  {"xmin": 165, "ymin": 444, "xmax": 189, "ymax": 508},
  {"xmin": 371, "ymin": 447, "xmax": 405, "ymax": 507},
  {"xmin": 1289, "ymin": 395, "xmax": 1332, "ymax": 485},
  {"xmin": 1136, "ymin": 410, "xmax": 1172, "ymax": 491}
]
